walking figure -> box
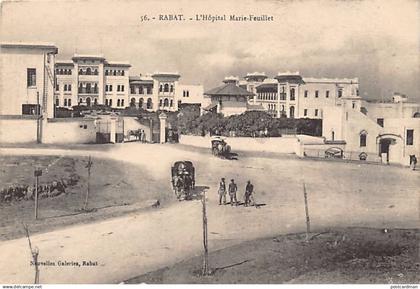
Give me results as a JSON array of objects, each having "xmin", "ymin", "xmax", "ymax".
[
  {"xmin": 218, "ymin": 178, "xmax": 226, "ymax": 205},
  {"xmin": 410, "ymin": 155, "xmax": 417, "ymax": 171},
  {"xmin": 244, "ymin": 180, "xmax": 255, "ymax": 207},
  {"xmin": 228, "ymin": 179, "xmax": 238, "ymax": 206}
]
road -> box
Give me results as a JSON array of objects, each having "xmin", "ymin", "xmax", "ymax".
[{"xmin": 0, "ymin": 143, "xmax": 418, "ymax": 283}]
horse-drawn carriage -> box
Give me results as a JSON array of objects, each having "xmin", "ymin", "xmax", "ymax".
[
  {"xmin": 211, "ymin": 137, "xmax": 232, "ymax": 159},
  {"xmin": 171, "ymin": 161, "xmax": 195, "ymax": 200}
]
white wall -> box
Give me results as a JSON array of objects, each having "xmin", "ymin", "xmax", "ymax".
[
  {"xmin": 176, "ymin": 84, "xmax": 204, "ymax": 105},
  {"xmin": 179, "ymin": 135, "xmax": 299, "ymax": 154},
  {"xmin": 0, "ymin": 118, "xmax": 38, "ymax": 143},
  {"xmin": 42, "ymin": 119, "xmax": 96, "ymax": 144}
]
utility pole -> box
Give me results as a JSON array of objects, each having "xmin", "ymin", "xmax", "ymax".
[
  {"xmin": 303, "ymin": 182, "xmax": 311, "ymax": 241},
  {"xmin": 201, "ymin": 189, "xmax": 209, "ymax": 275},
  {"xmin": 34, "ymin": 168, "xmax": 42, "ymax": 219},
  {"xmin": 24, "ymin": 224, "xmax": 39, "ymax": 284},
  {"xmin": 36, "ymin": 92, "xmax": 41, "ymax": 144},
  {"xmin": 83, "ymin": 156, "xmax": 93, "ymax": 211}
]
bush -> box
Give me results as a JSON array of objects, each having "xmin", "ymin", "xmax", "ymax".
[{"xmin": 181, "ymin": 111, "xmax": 322, "ymax": 137}]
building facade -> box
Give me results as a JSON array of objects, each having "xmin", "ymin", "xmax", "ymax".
[
  {"xmin": 1, "ymin": 42, "xmax": 58, "ymax": 118},
  {"xmin": 322, "ymin": 93, "xmax": 420, "ymax": 166},
  {"xmin": 55, "ymin": 55, "xmax": 131, "ymax": 110},
  {"xmin": 55, "ymin": 56, "xmax": 205, "ymax": 112},
  {"xmin": 235, "ymin": 72, "xmax": 360, "ymax": 119}
]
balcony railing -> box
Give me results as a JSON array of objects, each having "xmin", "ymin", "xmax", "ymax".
[{"xmin": 78, "ymin": 88, "xmax": 98, "ymax": 94}]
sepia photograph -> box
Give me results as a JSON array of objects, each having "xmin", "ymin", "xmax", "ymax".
[{"xmin": 0, "ymin": 0, "xmax": 419, "ymax": 287}]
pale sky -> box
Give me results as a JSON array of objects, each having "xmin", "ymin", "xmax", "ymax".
[{"xmin": 1, "ymin": 0, "xmax": 419, "ymax": 101}]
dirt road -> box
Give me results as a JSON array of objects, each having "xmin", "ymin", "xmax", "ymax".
[{"xmin": 0, "ymin": 143, "xmax": 418, "ymax": 283}]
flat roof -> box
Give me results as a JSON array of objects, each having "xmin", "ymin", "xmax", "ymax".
[
  {"xmin": 105, "ymin": 61, "xmax": 131, "ymax": 67},
  {"xmin": 1, "ymin": 42, "xmax": 58, "ymax": 53},
  {"xmin": 72, "ymin": 54, "xmax": 106, "ymax": 61}
]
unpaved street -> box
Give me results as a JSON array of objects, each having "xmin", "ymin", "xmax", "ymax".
[{"xmin": 0, "ymin": 143, "xmax": 418, "ymax": 283}]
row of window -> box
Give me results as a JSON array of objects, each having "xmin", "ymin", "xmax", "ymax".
[
  {"xmin": 56, "ymin": 68, "xmax": 72, "ymax": 75},
  {"xmin": 105, "ymin": 84, "xmax": 125, "ymax": 92},
  {"xmin": 105, "ymin": 69, "xmax": 125, "ymax": 76},
  {"xmin": 55, "ymin": 98, "xmax": 72, "ymax": 107},
  {"xmin": 56, "ymin": 84, "xmax": 72, "ymax": 92},
  {"xmin": 183, "ymin": 90, "xmax": 190, "ymax": 97},
  {"xmin": 79, "ymin": 67, "xmax": 99, "ymax": 75},
  {"xmin": 159, "ymin": 98, "xmax": 174, "ymax": 107},
  {"xmin": 104, "ymin": 98, "xmax": 125, "ymax": 107},
  {"xmin": 130, "ymin": 85, "xmax": 153, "ymax": 95},
  {"xmin": 304, "ymin": 90, "xmax": 332, "ymax": 98},
  {"xmin": 303, "ymin": 108, "xmax": 320, "ymax": 117},
  {"xmin": 159, "ymin": 83, "xmax": 174, "ymax": 93}
]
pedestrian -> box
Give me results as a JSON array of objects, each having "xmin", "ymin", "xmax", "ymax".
[
  {"xmin": 218, "ymin": 178, "xmax": 227, "ymax": 205},
  {"xmin": 244, "ymin": 180, "xmax": 255, "ymax": 207},
  {"xmin": 410, "ymin": 155, "xmax": 417, "ymax": 171},
  {"xmin": 228, "ymin": 179, "xmax": 238, "ymax": 206},
  {"xmin": 140, "ymin": 129, "xmax": 146, "ymax": 143}
]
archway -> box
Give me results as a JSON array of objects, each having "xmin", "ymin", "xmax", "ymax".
[
  {"xmin": 146, "ymin": 98, "xmax": 152, "ymax": 109},
  {"xmin": 86, "ymin": 97, "xmax": 91, "ymax": 107},
  {"xmin": 289, "ymin": 106, "xmax": 295, "ymax": 118},
  {"xmin": 414, "ymin": 112, "xmax": 420, "ymax": 118},
  {"xmin": 130, "ymin": 98, "xmax": 136, "ymax": 107},
  {"xmin": 164, "ymin": 98, "xmax": 169, "ymax": 107},
  {"xmin": 139, "ymin": 98, "xmax": 144, "ymax": 109}
]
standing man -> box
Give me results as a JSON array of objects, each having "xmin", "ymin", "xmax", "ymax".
[
  {"xmin": 218, "ymin": 178, "xmax": 227, "ymax": 205},
  {"xmin": 228, "ymin": 179, "xmax": 238, "ymax": 206},
  {"xmin": 244, "ymin": 180, "xmax": 254, "ymax": 207}
]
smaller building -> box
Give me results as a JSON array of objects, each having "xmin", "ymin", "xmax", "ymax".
[{"xmin": 203, "ymin": 81, "xmax": 254, "ymax": 116}]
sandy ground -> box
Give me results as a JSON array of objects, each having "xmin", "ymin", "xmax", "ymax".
[
  {"xmin": 127, "ymin": 228, "xmax": 420, "ymax": 284},
  {"xmin": 0, "ymin": 143, "xmax": 418, "ymax": 283}
]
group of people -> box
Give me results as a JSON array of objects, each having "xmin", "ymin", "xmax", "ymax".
[
  {"xmin": 0, "ymin": 176, "xmax": 78, "ymax": 203},
  {"xmin": 217, "ymin": 178, "xmax": 255, "ymax": 207}
]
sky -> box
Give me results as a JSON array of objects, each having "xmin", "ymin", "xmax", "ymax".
[{"xmin": 1, "ymin": 0, "xmax": 419, "ymax": 102}]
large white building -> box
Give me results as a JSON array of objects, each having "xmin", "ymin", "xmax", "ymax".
[
  {"xmin": 55, "ymin": 55, "xmax": 205, "ymax": 112},
  {"xmin": 235, "ymin": 72, "xmax": 359, "ymax": 119}
]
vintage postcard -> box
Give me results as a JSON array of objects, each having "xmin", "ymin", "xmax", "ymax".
[{"xmin": 0, "ymin": 0, "xmax": 419, "ymax": 287}]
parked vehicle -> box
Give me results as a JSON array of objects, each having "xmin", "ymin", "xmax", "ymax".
[
  {"xmin": 171, "ymin": 161, "xmax": 195, "ymax": 200},
  {"xmin": 324, "ymin": 147, "xmax": 344, "ymax": 159},
  {"xmin": 211, "ymin": 137, "xmax": 232, "ymax": 159}
]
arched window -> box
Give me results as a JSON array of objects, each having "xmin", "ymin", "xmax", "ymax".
[
  {"xmin": 113, "ymin": 70, "xmax": 117, "ymax": 76},
  {"xmin": 94, "ymin": 98, "xmax": 98, "ymax": 105},
  {"xmin": 414, "ymin": 112, "xmax": 420, "ymax": 118},
  {"xmin": 159, "ymin": 99, "xmax": 163, "ymax": 107},
  {"xmin": 86, "ymin": 68, "xmax": 92, "ymax": 75},
  {"xmin": 56, "ymin": 98, "xmax": 59, "ymax": 106},
  {"xmin": 170, "ymin": 84, "xmax": 173, "ymax": 92},
  {"xmin": 79, "ymin": 98, "xmax": 83, "ymax": 104},
  {"xmin": 360, "ymin": 130, "xmax": 367, "ymax": 147},
  {"xmin": 164, "ymin": 83, "xmax": 169, "ymax": 92},
  {"xmin": 164, "ymin": 98, "xmax": 169, "ymax": 107},
  {"xmin": 159, "ymin": 84, "xmax": 163, "ymax": 92},
  {"xmin": 64, "ymin": 84, "xmax": 67, "ymax": 91},
  {"xmin": 64, "ymin": 99, "xmax": 68, "ymax": 106},
  {"xmin": 331, "ymin": 131, "xmax": 335, "ymax": 141},
  {"xmin": 170, "ymin": 99, "xmax": 173, "ymax": 107},
  {"xmin": 93, "ymin": 69, "xmax": 98, "ymax": 75},
  {"xmin": 130, "ymin": 98, "xmax": 136, "ymax": 107},
  {"xmin": 147, "ymin": 98, "xmax": 152, "ymax": 109},
  {"xmin": 86, "ymin": 97, "xmax": 91, "ymax": 107},
  {"xmin": 109, "ymin": 99, "xmax": 113, "ymax": 106},
  {"xmin": 117, "ymin": 99, "xmax": 121, "ymax": 107},
  {"xmin": 93, "ymin": 83, "xmax": 98, "ymax": 93},
  {"xmin": 79, "ymin": 69, "xmax": 83, "ymax": 75},
  {"xmin": 139, "ymin": 98, "xmax": 144, "ymax": 108},
  {"xmin": 289, "ymin": 106, "xmax": 295, "ymax": 118}
]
